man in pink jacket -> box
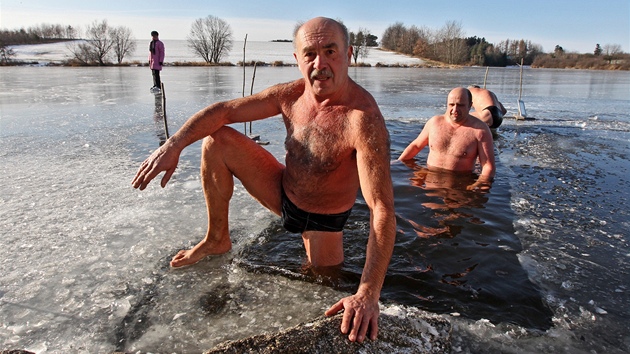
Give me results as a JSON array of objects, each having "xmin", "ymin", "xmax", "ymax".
[{"xmin": 149, "ymin": 31, "xmax": 165, "ymax": 93}]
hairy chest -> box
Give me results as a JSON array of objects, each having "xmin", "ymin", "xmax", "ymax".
[{"xmin": 284, "ymin": 108, "xmax": 355, "ymax": 173}]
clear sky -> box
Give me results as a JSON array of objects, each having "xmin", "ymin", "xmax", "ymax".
[{"xmin": 1, "ymin": 0, "xmax": 628, "ymax": 54}]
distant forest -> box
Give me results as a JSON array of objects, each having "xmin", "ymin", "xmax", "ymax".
[
  {"xmin": 1, "ymin": 23, "xmax": 79, "ymax": 44},
  {"xmin": 380, "ymin": 21, "xmax": 629, "ymax": 70},
  {"xmin": 1, "ymin": 20, "xmax": 628, "ymax": 70}
]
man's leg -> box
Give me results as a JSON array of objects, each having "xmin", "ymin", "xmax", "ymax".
[
  {"xmin": 302, "ymin": 231, "xmax": 344, "ymax": 267},
  {"xmin": 171, "ymin": 126, "xmax": 284, "ymax": 267}
]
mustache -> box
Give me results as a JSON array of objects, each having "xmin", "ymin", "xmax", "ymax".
[{"xmin": 310, "ymin": 69, "xmax": 334, "ymax": 80}]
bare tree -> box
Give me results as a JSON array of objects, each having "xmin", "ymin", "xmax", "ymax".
[
  {"xmin": 187, "ymin": 15, "xmax": 233, "ymax": 64},
  {"xmin": 0, "ymin": 45, "xmax": 16, "ymax": 63},
  {"xmin": 350, "ymin": 28, "xmax": 371, "ymax": 64},
  {"xmin": 66, "ymin": 40, "xmax": 98, "ymax": 64},
  {"xmin": 434, "ymin": 20, "xmax": 467, "ymax": 64},
  {"xmin": 66, "ymin": 20, "xmax": 135, "ymax": 65},
  {"xmin": 84, "ymin": 20, "xmax": 115, "ymax": 65},
  {"xmin": 399, "ymin": 25, "xmax": 421, "ymax": 55},
  {"xmin": 111, "ymin": 26, "xmax": 136, "ymax": 64},
  {"xmin": 411, "ymin": 26, "xmax": 432, "ymax": 58},
  {"xmin": 381, "ymin": 22, "xmax": 406, "ymax": 51},
  {"xmin": 66, "ymin": 20, "xmax": 132, "ymax": 65},
  {"xmin": 603, "ymin": 43, "xmax": 623, "ymax": 63}
]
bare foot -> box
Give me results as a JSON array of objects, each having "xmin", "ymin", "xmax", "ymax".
[{"xmin": 170, "ymin": 238, "xmax": 232, "ymax": 268}]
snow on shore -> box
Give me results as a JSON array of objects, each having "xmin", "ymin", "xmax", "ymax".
[{"xmin": 9, "ymin": 40, "xmax": 425, "ymax": 66}]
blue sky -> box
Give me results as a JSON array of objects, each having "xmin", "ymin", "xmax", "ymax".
[{"xmin": 1, "ymin": 0, "xmax": 628, "ymax": 53}]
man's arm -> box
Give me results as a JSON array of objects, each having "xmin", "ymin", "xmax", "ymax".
[
  {"xmin": 132, "ymin": 82, "xmax": 294, "ymax": 190},
  {"xmin": 467, "ymin": 127, "xmax": 496, "ymax": 190},
  {"xmin": 325, "ymin": 110, "xmax": 396, "ymax": 343},
  {"xmin": 477, "ymin": 126, "xmax": 496, "ymax": 179},
  {"xmin": 397, "ymin": 119, "xmax": 432, "ymax": 161}
]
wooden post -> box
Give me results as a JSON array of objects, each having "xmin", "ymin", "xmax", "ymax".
[
  {"xmin": 483, "ymin": 66, "xmax": 489, "ymax": 89},
  {"xmin": 242, "ymin": 34, "xmax": 247, "ymax": 135},
  {"xmin": 160, "ymin": 82, "xmax": 170, "ymax": 138},
  {"xmin": 249, "ymin": 62, "xmax": 257, "ymax": 135}
]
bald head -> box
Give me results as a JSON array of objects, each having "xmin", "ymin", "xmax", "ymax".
[
  {"xmin": 448, "ymin": 87, "xmax": 472, "ymax": 106},
  {"xmin": 293, "ymin": 17, "xmax": 349, "ymax": 49}
]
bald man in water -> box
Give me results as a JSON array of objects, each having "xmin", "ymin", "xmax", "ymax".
[
  {"xmin": 398, "ymin": 87, "xmax": 495, "ymax": 189},
  {"xmin": 132, "ymin": 17, "xmax": 396, "ymax": 343}
]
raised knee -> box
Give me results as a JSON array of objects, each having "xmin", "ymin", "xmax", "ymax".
[{"xmin": 201, "ymin": 126, "xmax": 236, "ymax": 152}]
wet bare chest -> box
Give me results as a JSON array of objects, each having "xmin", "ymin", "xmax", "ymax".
[{"xmin": 430, "ymin": 128, "xmax": 478, "ymax": 158}]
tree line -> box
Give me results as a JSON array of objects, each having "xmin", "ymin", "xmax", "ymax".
[
  {"xmin": 381, "ymin": 20, "xmax": 544, "ymax": 66},
  {"xmin": 1, "ymin": 16, "xmax": 246, "ymax": 66},
  {"xmin": 0, "ymin": 20, "xmax": 137, "ymax": 65},
  {"xmin": 2, "ymin": 17, "xmax": 627, "ymax": 69},
  {"xmin": 1, "ymin": 16, "xmax": 380, "ymax": 66},
  {"xmin": 0, "ymin": 23, "xmax": 79, "ymax": 44},
  {"xmin": 380, "ymin": 20, "xmax": 628, "ymax": 69}
]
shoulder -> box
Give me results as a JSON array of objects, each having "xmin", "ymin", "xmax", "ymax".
[
  {"xmin": 348, "ymin": 80, "xmax": 378, "ymax": 110},
  {"xmin": 466, "ymin": 115, "xmax": 493, "ymax": 136},
  {"xmin": 260, "ymin": 79, "xmax": 305, "ymax": 99},
  {"xmin": 425, "ymin": 115, "xmax": 443, "ymax": 128},
  {"xmin": 346, "ymin": 87, "xmax": 388, "ymax": 145},
  {"xmin": 428, "ymin": 114, "xmax": 443, "ymax": 123},
  {"xmin": 345, "ymin": 81, "xmax": 383, "ymax": 126}
]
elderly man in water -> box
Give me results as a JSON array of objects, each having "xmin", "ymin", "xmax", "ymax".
[
  {"xmin": 398, "ymin": 87, "xmax": 496, "ymax": 190},
  {"xmin": 131, "ymin": 17, "xmax": 396, "ymax": 343}
]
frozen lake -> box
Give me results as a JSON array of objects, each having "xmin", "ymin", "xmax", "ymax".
[{"xmin": 1, "ymin": 64, "xmax": 629, "ymax": 353}]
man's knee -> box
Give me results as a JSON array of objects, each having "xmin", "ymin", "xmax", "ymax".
[
  {"xmin": 302, "ymin": 231, "xmax": 344, "ymax": 266},
  {"xmin": 201, "ymin": 126, "xmax": 238, "ymax": 152}
]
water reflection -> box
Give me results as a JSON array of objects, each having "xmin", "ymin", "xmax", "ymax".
[
  {"xmin": 239, "ymin": 159, "xmax": 552, "ymax": 330},
  {"xmin": 383, "ymin": 159, "xmax": 553, "ymax": 329},
  {"xmin": 399, "ymin": 161, "xmax": 490, "ymax": 239},
  {"xmin": 409, "ymin": 163, "xmax": 490, "ymax": 207}
]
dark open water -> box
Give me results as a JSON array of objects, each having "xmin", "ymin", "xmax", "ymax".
[{"xmin": 1, "ymin": 65, "xmax": 629, "ymax": 353}]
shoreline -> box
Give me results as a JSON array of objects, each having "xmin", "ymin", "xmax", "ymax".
[
  {"xmin": 5, "ymin": 40, "xmax": 436, "ymax": 68},
  {"xmin": 5, "ymin": 40, "xmax": 627, "ymax": 70},
  {"xmin": 3, "ymin": 55, "xmax": 444, "ymax": 69}
]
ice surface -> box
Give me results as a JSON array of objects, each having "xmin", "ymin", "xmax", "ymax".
[{"xmin": 1, "ymin": 65, "xmax": 629, "ymax": 353}]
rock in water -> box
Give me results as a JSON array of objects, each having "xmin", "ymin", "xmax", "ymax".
[{"xmin": 205, "ymin": 306, "xmax": 451, "ymax": 353}]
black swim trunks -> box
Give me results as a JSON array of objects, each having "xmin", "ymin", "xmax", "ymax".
[
  {"xmin": 281, "ymin": 188, "xmax": 352, "ymax": 233},
  {"xmin": 484, "ymin": 105, "xmax": 504, "ymax": 129}
]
